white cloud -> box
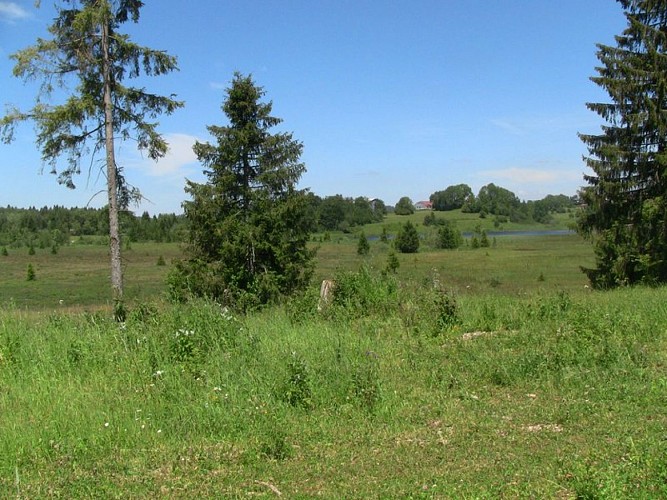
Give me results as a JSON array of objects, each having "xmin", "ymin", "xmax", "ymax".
[
  {"xmin": 124, "ymin": 133, "xmax": 199, "ymax": 177},
  {"xmin": 147, "ymin": 133, "xmax": 199, "ymax": 176},
  {"xmin": 0, "ymin": 2, "xmax": 30, "ymax": 22}
]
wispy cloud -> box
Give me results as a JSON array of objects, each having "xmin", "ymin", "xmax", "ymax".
[
  {"xmin": 473, "ymin": 166, "xmax": 584, "ymax": 199},
  {"xmin": 490, "ymin": 113, "xmax": 594, "ymax": 136},
  {"xmin": 0, "ymin": 2, "xmax": 31, "ymax": 22},
  {"xmin": 479, "ymin": 166, "xmax": 580, "ymax": 184},
  {"xmin": 490, "ymin": 119, "xmax": 524, "ymax": 135}
]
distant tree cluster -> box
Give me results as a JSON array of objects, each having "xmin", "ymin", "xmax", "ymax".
[
  {"xmin": 0, "ymin": 205, "xmax": 185, "ymax": 248},
  {"xmin": 430, "ymin": 184, "xmax": 473, "ymax": 211},
  {"xmin": 429, "ymin": 183, "xmax": 576, "ymax": 224},
  {"xmin": 309, "ymin": 194, "xmax": 386, "ymax": 232},
  {"xmin": 394, "ymin": 196, "xmax": 415, "ymax": 215}
]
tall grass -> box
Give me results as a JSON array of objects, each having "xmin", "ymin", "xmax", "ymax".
[{"xmin": 1, "ymin": 274, "xmax": 666, "ymax": 496}]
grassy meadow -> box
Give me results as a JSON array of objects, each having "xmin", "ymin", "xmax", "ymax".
[
  {"xmin": 1, "ymin": 221, "xmax": 667, "ymax": 497},
  {"xmin": 0, "ymin": 242, "xmax": 183, "ymax": 310}
]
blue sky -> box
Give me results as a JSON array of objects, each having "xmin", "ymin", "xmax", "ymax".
[{"xmin": 0, "ymin": 1, "xmax": 626, "ymax": 215}]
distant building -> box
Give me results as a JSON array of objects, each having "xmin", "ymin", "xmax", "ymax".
[{"xmin": 414, "ymin": 200, "xmax": 432, "ymax": 210}]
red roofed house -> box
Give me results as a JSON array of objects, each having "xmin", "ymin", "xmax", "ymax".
[{"xmin": 414, "ymin": 200, "xmax": 432, "ymax": 210}]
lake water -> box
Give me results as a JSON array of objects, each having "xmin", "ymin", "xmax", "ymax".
[
  {"xmin": 367, "ymin": 229, "xmax": 575, "ymax": 241},
  {"xmin": 461, "ymin": 229, "xmax": 575, "ymax": 237}
]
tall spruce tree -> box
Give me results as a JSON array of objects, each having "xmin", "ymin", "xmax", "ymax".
[
  {"xmin": 578, "ymin": 0, "xmax": 667, "ymax": 287},
  {"xmin": 169, "ymin": 73, "xmax": 315, "ymax": 309},
  {"xmin": 1, "ymin": 1, "xmax": 182, "ymax": 310}
]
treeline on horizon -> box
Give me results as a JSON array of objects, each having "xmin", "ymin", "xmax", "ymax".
[
  {"xmin": 427, "ymin": 183, "xmax": 577, "ymax": 224},
  {"xmin": 0, "ymin": 183, "xmax": 576, "ymax": 247}
]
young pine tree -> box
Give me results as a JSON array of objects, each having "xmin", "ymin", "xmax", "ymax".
[
  {"xmin": 395, "ymin": 221, "xmax": 420, "ymax": 253},
  {"xmin": 435, "ymin": 221, "xmax": 463, "ymax": 249},
  {"xmin": 26, "ymin": 264, "xmax": 36, "ymax": 281},
  {"xmin": 578, "ymin": 0, "xmax": 667, "ymax": 287},
  {"xmin": 385, "ymin": 251, "xmax": 400, "ymax": 274},
  {"xmin": 170, "ymin": 73, "xmax": 315, "ymax": 309},
  {"xmin": 357, "ymin": 231, "xmax": 370, "ymax": 256},
  {"xmin": 380, "ymin": 226, "xmax": 388, "ymax": 243}
]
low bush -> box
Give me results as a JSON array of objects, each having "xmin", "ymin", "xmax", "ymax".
[{"xmin": 327, "ymin": 265, "xmax": 398, "ymax": 319}]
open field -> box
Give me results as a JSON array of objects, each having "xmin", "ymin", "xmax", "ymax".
[
  {"xmin": 1, "ymin": 228, "xmax": 666, "ymax": 496},
  {"xmin": 0, "ymin": 242, "xmax": 183, "ymax": 310},
  {"xmin": 313, "ymin": 233, "xmax": 593, "ymax": 296},
  {"xmin": 0, "ymin": 231, "xmax": 592, "ymax": 311}
]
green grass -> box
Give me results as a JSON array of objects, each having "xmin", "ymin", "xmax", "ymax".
[
  {"xmin": 1, "ymin": 226, "xmax": 666, "ymax": 496},
  {"xmin": 1, "ymin": 286, "xmax": 666, "ymax": 496},
  {"xmin": 0, "ymin": 242, "xmax": 182, "ymax": 310},
  {"xmin": 314, "ymin": 233, "xmax": 594, "ymax": 295},
  {"xmin": 0, "ymin": 231, "xmax": 592, "ymax": 310}
]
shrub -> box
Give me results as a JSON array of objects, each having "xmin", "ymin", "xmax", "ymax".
[
  {"xmin": 433, "ymin": 289, "xmax": 460, "ymax": 331},
  {"xmin": 128, "ymin": 301, "xmax": 159, "ymax": 325},
  {"xmin": 284, "ymin": 286, "xmax": 321, "ymax": 324},
  {"xmin": 357, "ymin": 231, "xmax": 370, "ymax": 255},
  {"xmin": 329, "ymin": 265, "xmax": 398, "ymax": 318},
  {"xmin": 494, "ymin": 215, "xmax": 508, "ymax": 228},
  {"xmin": 380, "ymin": 226, "xmax": 388, "ymax": 243},
  {"xmin": 395, "ymin": 221, "xmax": 419, "ymax": 253},
  {"xmin": 26, "ymin": 263, "xmax": 36, "ymax": 281},
  {"xmin": 280, "ymin": 352, "xmax": 313, "ymax": 409},
  {"xmin": 385, "ymin": 251, "xmax": 400, "ymax": 274},
  {"xmin": 398, "ymin": 273, "xmax": 461, "ymax": 335},
  {"xmin": 435, "ymin": 221, "xmax": 463, "ymax": 249},
  {"xmin": 480, "ymin": 230, "xmax": 490, "ymax": 248},
  {"xmin": 156, "ymin": 255, "xmax": 166, "ymax": 266},
  {"xmin": 423, "ymin": 212, "xmax": 437, "ymax": 226},
  {"xmin": 171, "ymin": 328, "xmax": 198, "ymax": 364}
]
